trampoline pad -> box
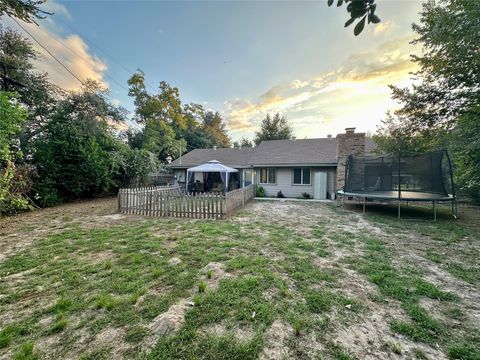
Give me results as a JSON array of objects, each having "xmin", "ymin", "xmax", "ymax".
[{"xmin": 338, "ymin": 190, "xmax": 454, "ymax": 201}]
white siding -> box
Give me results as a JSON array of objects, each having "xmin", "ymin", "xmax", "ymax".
[{"xmin": 255, "ymin": 167, "xmax": 336, "ymax": 198}]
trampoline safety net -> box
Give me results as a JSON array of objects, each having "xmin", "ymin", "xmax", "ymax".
[{"xmin": 344, "ymin": 150, "xmax": 455, "ymax": 198}]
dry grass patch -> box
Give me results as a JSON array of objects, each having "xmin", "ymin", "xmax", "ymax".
[{"xmin": 0, "ymin": 199, "xmax": 479, "ymax": 359}]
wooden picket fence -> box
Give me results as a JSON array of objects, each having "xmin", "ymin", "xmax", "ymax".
[
  {"xmin": 224, "ymin": 184, "xmax": 256, "ymax": 217},
  {"xmin": 118, "ymin": 184, "xmax": 255, "ymax": 219}
]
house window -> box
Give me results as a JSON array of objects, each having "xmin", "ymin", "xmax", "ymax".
[
  {"xmin": 259, "ymin": 168, "xmax": 276, "ymax": 184},
  {"xmin": 293, "ymin": 168, "xmax": 311, "ymax": 185}
]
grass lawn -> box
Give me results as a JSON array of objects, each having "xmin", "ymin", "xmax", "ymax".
[{"xmin": 0, "ymin": 198, "xmax": 479, "ymax": 359}]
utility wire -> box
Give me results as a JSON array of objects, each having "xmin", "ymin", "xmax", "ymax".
[
  {"xmin": 30, "ymin": 22, "xmax": 131, "ymax": 92},
  {"xmin": 55, "ymin": 17, "xmax": 158, "ymax": 93},
  {"xmin": 57, "ymin": 17, "xmax": 135, "ymax": 75},
  {"xmin": 8, "ymin": 16, "xmax": 130, "ymax": 94},
  {"xmin": 8, "ymin": 16, "xmax": 86, "ymax": 88}
]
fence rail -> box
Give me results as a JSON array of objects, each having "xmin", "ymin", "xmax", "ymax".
[{"xmin": 118, "ymin": 184, "xmax": 254, "ymax": 219}]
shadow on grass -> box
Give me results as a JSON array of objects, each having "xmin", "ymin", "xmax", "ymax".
[{"xmin": 341, "ymin": 202, "xmax": 455, "ymax": 222}]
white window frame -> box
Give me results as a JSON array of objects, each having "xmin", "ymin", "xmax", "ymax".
[
  {"xmin": 259, "ymin": 168, "xmax": 276, "ymax": 185},
  {"xmin": 293, "ymin": 167, "xmax": 311, "ymax": 185}
]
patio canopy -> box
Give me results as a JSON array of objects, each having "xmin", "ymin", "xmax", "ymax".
[{"xmin": 186, "ymin": 160, "xmax": 238, "ymax": 192}]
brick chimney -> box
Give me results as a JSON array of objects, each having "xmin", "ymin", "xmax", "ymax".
[{"xmin": 336, "ymin": 127, "xmax": 366, "ymax": 190}]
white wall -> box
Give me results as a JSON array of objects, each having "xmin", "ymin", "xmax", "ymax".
[{"xmin": 255, "ymin": 167, "xmax": 336, "ymax": 198}]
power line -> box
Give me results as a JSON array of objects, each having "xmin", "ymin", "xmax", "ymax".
[
  {"xmin": 55, "ymin": 17, "xmax": 158, "ymax": 93},
  {"xmin": 8, "ymin": 16, "xmax": 86, "ymax": 87},
  {"xmin": 57, "ymin": 17, "xmax": 135, "ymax": 75},
  {"xmin": 7, "ymin": 16, "xmax": 131, "ymax": 94},
  {"xmin": 30, "ymin": 22, "xmax": 131, "ymax": 92}
]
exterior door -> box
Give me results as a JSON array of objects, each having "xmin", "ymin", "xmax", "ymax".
[
  {"xmin": 243, "ymin": 169, "xmax": 254, "ymax": 187},
  {"xmin": 314, "ymin": 172, "xmax": 327, "ymax": 200}
]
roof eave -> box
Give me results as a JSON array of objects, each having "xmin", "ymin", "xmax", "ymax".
[
  {"xmin": 168, "ymin": 164, "xmax": 250, "ymax": 169},
  {"xmin": 252, "ymin": 162, "xmax": 338, "ymax": 167}
]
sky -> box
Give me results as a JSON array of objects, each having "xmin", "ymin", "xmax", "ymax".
[{"xmin": 3, "ymin": 0, "xmax": 424, "ymax": 141}]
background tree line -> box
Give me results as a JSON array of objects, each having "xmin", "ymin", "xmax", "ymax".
[
  {"xmin": 0, "ymin": 26, "xmax": 231, "ymax": 214},
  {"xmin": 374, "ymin": 0, "xmax": 480, "ymax": 201}
]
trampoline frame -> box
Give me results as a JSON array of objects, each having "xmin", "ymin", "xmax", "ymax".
[{"xmin": 337, "ymin": 150, "xmax": 457, "ymax": 221}]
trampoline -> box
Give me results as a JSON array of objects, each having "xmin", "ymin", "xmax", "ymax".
[{"xmin": 337, "ymin": 150, "xmax": 456, "ymax": 220}]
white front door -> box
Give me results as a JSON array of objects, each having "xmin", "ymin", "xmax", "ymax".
[{"xmin": 313, "ymin": 172, "xmax": 327, "ymax": 200}]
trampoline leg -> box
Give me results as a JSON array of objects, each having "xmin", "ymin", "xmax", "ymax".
[
  {"xmin": 433, "ymin": 201, "xmax": 436, "ymax": 222},
  {"xmin": 363, "ymin": 196, "xmax": 366, "ymax": 214},
  {"xmin": 452, "ymin": 200, "xmax": 457, "ymax": 220},
  {"xmin": 398, "ymin": 201, "xmax": 401, "ymax": 219},
  {"xmin": 341, "ymin": 194, "xmax": 344, "ymax": 211}
]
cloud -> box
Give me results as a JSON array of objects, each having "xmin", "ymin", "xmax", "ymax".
[
  {"xmin": 223, "ymin": 36, "xmax": 419, "ymax": 139},
  {"xmin": 43, "ymin": 0, "xmax": 73, "ymax": 21},
  {"xmin": 7, "ymin": 7, "xmax": 108, "ymax": 91},
  {"xmin": 371, "ymin": 20, "xmax": 395, "ymax": 36}
]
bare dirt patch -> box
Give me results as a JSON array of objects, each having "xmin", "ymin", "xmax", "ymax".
[
  {"xmin": 143, "ymin": 261, "xmax": 235, "ymax": 350},
  {"xmin": 0, "ymin": 197, "xmax": 144, "ymax": 263},
  {"xmin": 91, "ymin": 326, "xmax": 128, "ymax": 359},
  {"xmin": 259, "ymin": 320, "xmax": 293, "ymax": 360},
  {"xmin": 200, "ymin": 262, "xmax": 232, "ymax": 290},
  {"xmin": 201, "ymin": 323, "xmax": 255, "ymax": 343},
  {"xmin": 334, "ymin": 310, "xmax": 447, "ymax": 360},
  {"xmin": 149, "ymin": 301, "xmax": 189, "ymax": 335},
  {"xmin": 332, "ymin": 266, "xmax": 445, "ymax": 360},
  {"xmin": 168, "ymin": 256, "xmax": 182, "ymax": 265}
]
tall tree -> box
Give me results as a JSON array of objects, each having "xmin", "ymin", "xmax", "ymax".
[
  {"xmin": 0, "ymin": 0, "xmax": 51, "ymax": 24},
  {"xmin": 203, "ymin": 110, "xmax": 231, "ymax": 148},
  {"xmin": 127, "ymin": 71, "xmax": 187, "ymax": 161},
  {"xmin": 254, "ymin": 113, "xmax": 295, "ymax": 145},
  {"xmin": 128, "ymin": 70, "xmax": 186, "ymax": 131},
  {"xmin": 375, "ymin": 0, "xmax": 480, "ymax": 198},
  {"xmin": 0, "ymin": 27, "xmax": 59, "ymax": 149},
  {"xmin": 182, "ymin": 103, "xmax": 231, "ymax": 150},
  {"xmin": 33, "ymin": 82, "xmax": 156, "ymax": 206}
]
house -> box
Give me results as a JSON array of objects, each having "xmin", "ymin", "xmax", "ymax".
[{"xmin": 169, "ymin": 128, "xmax": 375, "ymax": 199}]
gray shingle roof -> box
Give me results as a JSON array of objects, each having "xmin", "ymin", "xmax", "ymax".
[
  {"xmin": 252, "ymin": 138, "xmax": 337, "ymax": 166},
  {"xmin": 169, "ymin": 148, "xmax": 254, "ymax": 168},
  {"xmin": 169, "ymin": 137, "xmax": 376, "ymax": 168}
]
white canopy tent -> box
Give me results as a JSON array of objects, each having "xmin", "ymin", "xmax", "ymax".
[{"xmin": 186, "ymin": 160, "xmax": 238, "ymax": 193}]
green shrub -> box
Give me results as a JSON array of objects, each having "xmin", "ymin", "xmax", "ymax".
[
  {"xmin": 301, "ymin": 192, "xmax": 311, "ymax": 199},
  {"xmin": 256, "ymin": 186, "xmax": 265, "ymax": 197},
  {"xmin": 0, "ymin": 92, "xmax": 32, "ymax": 214}
]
